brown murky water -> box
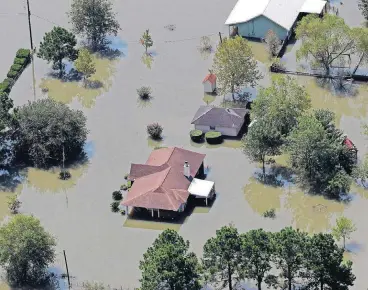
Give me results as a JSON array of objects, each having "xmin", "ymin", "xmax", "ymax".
[
  {"xmin": 40, "ymin": 55, "xmax": 117, "ymax": 108},
  {"xmin": 26, "ymin": 165, "xmax": 89, "ymax": 194}
]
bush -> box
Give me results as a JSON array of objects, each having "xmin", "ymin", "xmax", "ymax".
[
  {"xmin": 137, "ymin": 86, "xmax": 152, "ymax": 100},
  {"xmin": 7, "ymin": 70, "xmax": 18, "ymax": 79},
  {"xmin": 112, "ymin": 191, "xmax": 123, "ymax": 201},
  {"xmin": 124, "ymin": 173, "xmax": 129, "ymax": 180},
  {"xmin": 7, "ymin": 195, "xmax": 21, "ymax": 214},
  {"xmin": 205, "ymin": 131, "xmax": 223, "ymax": 144},
  {"xmin": 111, "ymin": 201, "xmax": 120, "ymax": 212},
  {"xmin": 190, "ymin": 130, "xmax": 204, "ymax": 143},
  {"xmin": 16, "ymin": 48, "xmax": 31, "ymax": 59},
  {"xmin": 0, "ymin": 79, "xmax": 13, "ymax": 93},
  {"xmin": 147, "ymin": 123, "xmax": 163, "ymax": 140},
  {"xmin": 127, "ymin": 180, "xmax": 132, "ymax": 188},
  {"xmin": 59, "ymin": 171, "xmax": 71, "ymax": 180},
  {"xmin": 10, "ymin": 64, "xmax": 23, "ymax": 72},
  {"xmin": 121, "ymin": 210, "xmax": 126, "ymax": 215},
  {"xmin": 263, "ymin": 208, "xmax": 276, "ymax": 219},
  {"xmin": 14, "ymin": 57, "xmax": 28, "ymax": 66},
  {"xmin": 120, "ymin": 184, "xmax": 128, "ymax": 191}
]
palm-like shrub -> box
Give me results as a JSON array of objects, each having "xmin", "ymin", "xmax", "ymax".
[{"xmin": 147, "ymin": 123, "xmax": 163, "ymax": 140}]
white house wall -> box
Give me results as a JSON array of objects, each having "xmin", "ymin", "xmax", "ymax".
[
  {"xmin": 237, "ymin": 15, "xmax": 288, "ymax": 40},
  {"xmin": 203, "ymin": 82, "xmax": 213, "ymax": 93},
  {"xmin": 195, "ymin": 125, "xmax": 239, "ymax": 137}
]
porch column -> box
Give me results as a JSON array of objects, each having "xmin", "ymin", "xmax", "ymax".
[
  {"xmin": 126, "ymin": 206, "xmax": 129, "ymax": 215},
  {"xmin": 151, "ymin": 209, "xmax": 154, "ymax": 217},
  {"xmin": 206, "ymin": 198, "xmax": 208, "ymax": 206},
  {"xmin": 158, "ymin": 209, "xmax": 160, "ymax": 218}
]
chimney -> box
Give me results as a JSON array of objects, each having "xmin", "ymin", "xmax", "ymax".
[{"xmin": 184, "ymin": 161, "xmax": 190, "ymax": 178}]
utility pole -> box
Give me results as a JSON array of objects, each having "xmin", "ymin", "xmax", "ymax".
[
  {"xmin": 26, "ymin": 0, "xmax": 36, "ymax": 101},
  {"xmin": 63, "ymin": 250, "xmax": 71, "ymax": 290},
  {"xmin": 219, "ymin": 32, "xmax": 223, "ymax": 44}
]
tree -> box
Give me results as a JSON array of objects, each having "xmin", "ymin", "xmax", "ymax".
[
  {"xmin": 75, "ymin": 48, "xmax": 96, "ymax": 86},
  {"xmin": 303, "ymin": 233, "xmax": 355, "ymax": 290},
  {"xmin": 295, "ymin": 14, "xmax": 355, "ymax": 75},
  {"xmin": 0, "ymin": 215, "xmax": 56, "ymax": 287},
  {"xmin": 212, "ymin": 36, "xmax": 261, "ymax": 101},
  {"xmin": 69, "ymin": 0, "xmax": 121, "ymax": 51},
  {"xmin": 242, "ymin": 119, "xmax": 283, "ymax": 177},
  {"xmin": 0, "ymin": 93, "xmax": 14, "ymax": 166},
  {"xmin": 332, "ymin": 216, "xmax": 357, "ymax": 249},
  {"xmin": 240, "ymin": 229, "xmax": 275, "ymax": 290},
  {"xmin": 13, "ymin": 99, "xmax": 88, "ymax": 168},
  {"xmin": 203, "ymin": 225, "xmax": 241, "ymax": 290},
  {"xmin": 265, "ymin": 29, "xmax": 280, "ymax": 57},
  {"xmin": 287, "ymin": 113, "xmax": 353, "ymax": 197},
  {"xmin": 353, "ymin": 155, "xmax": 368, "ymax": 188},
  {"xmin": 273, "ymin": 227, "xmax": 307, "ymax": 290},
  {"xmin": 252, "ymin": 76, "xmax": 311, "ymax": 136},
  {"xmin": 140, "ymin": 29, "xmax": 153, "ymax": 54},
  {"xmin": 139, "ymin": 229, "xmax": 202, "ymax": 290},
  {"xmin": 358, "ymin": 0, "xmax": 368, "ymax": 21},
  {"xmin": 37, "ymin": 27, "xmax": 78, "ymax": 77}
]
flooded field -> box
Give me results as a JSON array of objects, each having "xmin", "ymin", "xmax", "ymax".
[
  {"xmin": 247, "ymin": 40, "xmax": 269, "ymax": 64},
  {"xmin": 40, "ymin": 55, "xmax": 117, "ymax": 108}
]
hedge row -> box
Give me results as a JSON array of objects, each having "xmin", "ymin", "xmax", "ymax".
[
  {"xmin": 190, "ymin": 130, "xmax": 204, "ymax": 143},
  {"xmin": 205, "ymin": 131, "xmax": 223, "ymax": 144},
  {"xmin": 0, "ymin": 49, "xmax": 31, "ymax": 94}
]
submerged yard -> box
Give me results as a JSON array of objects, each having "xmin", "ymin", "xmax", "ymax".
[{"xmin": 0, "ymin": 0, "xmax": 367, "ymax": 289}]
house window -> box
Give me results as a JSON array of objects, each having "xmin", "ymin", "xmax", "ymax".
[{"xmin": 210, "ymin": 126, "xmax": 215, "ymax": 130}]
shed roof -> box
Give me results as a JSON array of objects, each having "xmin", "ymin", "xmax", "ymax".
[
  {"xmin": 122, "ymin": 147, "xmax": 206, "ymax": 211},
  {"xmin": 225, "ymin": 0, "xmax": 326, "ymax": 30},
  {"xmin": 191, "ymin": 106, "xmax": 248, "ymax": 129},
  {"xmin": 203, "ymin": 73, "xmax": 217, "ymax": 84}
]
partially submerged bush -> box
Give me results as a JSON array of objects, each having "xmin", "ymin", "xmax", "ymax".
[
  {"xmin": 205, "ymin": 131, "xmax": 223, "ymax": 144},
  {"xmin": 16, "ymin": 48, "xmax": 31, "ymax": 59},
  {"xmin": 14, "ymin": 57, "xmax": 28, "ymax": 66},
  {"xmin": 0, "ymin": 79, "xmax": 13, "ymax": 93},
  {"xmin": 121, "ymin": 210, "xmax": 126, "ymax": 215},
  {"xmin": 190, "ymin": 130, "xmax": 204, "ymax": 143},
  {"xmin": 112, "ymin": 191, "xmax": 123, "ymax": 201},
  {"xmin": 127, "ymin": 180, "xmax": 132, "ymax": 188},
  {"xmin": 147, "ymin": 123, "xmax": 163, "ymax": 140},
  {"xmin": 7, "ymin": 195, "xmax": 21, "ymax": 214},
  {"xmin": 124, "ymin": 173, "xmax": 129, "ymax": 180},
  {"xmin": 7, "ymin": 70, "xmax": 18, "ymax": 79},
  {"xmin": 59, "ymin": 171, "xmax": 71, "ymax": 180},
  {"xmin": 111, "ymin": 201, "xmax": 120, "ymax": 212},
  {"xmin": 265, "ymin": 29, "xmax": 280, "ymax": 58},
  {"xmin": 137, "ymin": 86, "xmax": 152, "ymax": 100},
  {"xmin": 263, "ymin": 208, "xmax": 276, "ymax": 219},
  {"xmin": 199, "ymin": 36, "xmax": 212, "ymax": 52},
  {"xmin": 120, "ymin": 184, "xmax": 128, "ymax": 191},
  {"xmin": 10, "ymin": 64, "xmax": 23, "ymax": 72}
]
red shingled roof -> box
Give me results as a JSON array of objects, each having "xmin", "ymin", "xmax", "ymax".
[
  {"xmin": 344, "ymin": 138, "xmax": 355, "ymax": 149},
  {"xmin": 202, "ymin": 73, "xmax": 216, "ymax": 84},
  {"xmin": 122, "ymin": 147, "xmax": 206, "ymax": 211}
]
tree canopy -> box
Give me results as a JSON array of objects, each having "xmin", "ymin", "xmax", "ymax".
[
  {"xmin": 75, "ymin": 48, "xmax": 96, "ymax": 85},
  {"xmin": 358, "ymin": 0, "xmax": 368, "ymax": 21},
  {"xmin": 13, "ymin": 99, "xmax": 88, "ymax": 168},
  {"xmin": 252, "ymin": 76, "xmax": 311, "ymax": 136},
  {"xmin": 0, "ymin": 215, "xmax": 56, "ymax": 287},
  {"xmin": 332, "ymin": 216, "xmax": 357, "ymax": 249},
  {"xmin": 295, "ymin": 14, "xmax": 355, "ymax": 74},
  {"xmin": 141, "ymin": 29, "xmax": 153, "ymax": 53},
  {"xmin": 69, "ymin": 0, "xmax": 121, "ymax": 51},
  {"xmin": 212, "ymin": 36, "xmax": 261, "ymax": 101},
  {"xmin": 37, "ymin": 27, "xmax": 78, "ymax": 77},
  {"xmin": 203, "ymin": 225, "xmax": 241, "ymax": 290},
  {"xmin": 139, "ymin": 229, "xmax": 202, "ymax": 290}
]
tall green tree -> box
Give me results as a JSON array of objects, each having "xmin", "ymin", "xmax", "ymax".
[
  {"xmin": 37, "ymin": 27, "xmax": 78, "ymax": 77},
  {"xmin": 139, "ymin": 229, "xmax": 202, "ymax": 290},
  {"xmin": 69, "ymin": 0, "xmax": 121, "ymax": 51},
  {"xmin": 0, "ymin": 93, "xmax": 14, "ymax": 166},
  {"xmin": 252, "ymin": 76, "xmax": 311, "ymax": 136},
  {"xmin": 332, "ymin": 216, "xmax": 357, "ymax": 249},
  {"xmin": 203, "ymin": 225, "xmax": 241, "ymax": 290},
  {"xmin": 303, "ymin": 233, "xmax": 355, "ymax": 290},
  {"xmin": 75, "ymin": 48, "xmax": 96, "ymax": 86},
  {"xmin": 353, "ymin": 155, "xmax": 368, "ymax": 188},
  {"xmin": 295, "ymin": 14, "xmax": 355, "ymax": 75},
  {"xmin": 351, "ymin": 27, "xmax": 368, "ymax": 74},
  {"xmin": 0, "ymin": 215, "xmax": 56, "ymax": 287},
  {"xmin": 273, "ymin": 227, "xmax": 307, "ymax": 290},
  {"xmin": 358, "ymin": 0, "xmax": 368, "ymax": 21},
  {"xmin": 212, "ymin": 36, "xmax": 261, "ymax": 101},
  {"xmin": 242, "ymin": 119, "xmax": 283, "ymax": 177},
  {"xmin": 140, "ymin": 29, "xmax": 153, "ymax": 53},
  {"xmin": 13, "ymin": 99, "xmax": 88, "ymax": 168},
  {"xmin": 240, "ymin": 229, "xmax": 275, "ymax": 290}
]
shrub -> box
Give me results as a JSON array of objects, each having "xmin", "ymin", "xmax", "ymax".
[
  {"xmin": 137, "ymin": 86, "xmax": 152, "ymax": 100},
  {"xmin": 147, "ymin": 123, "xmax": 163, "ymax": 140},
  {"xmin": 121, "ymin": 210, "xmax": 126, "ymax": 215},
  {"xmin": 0, "ymin": 79, "xmax": 13, "ymax": 93},
  {"xmin": 7, "ymin": 195, "xmax": 21, "ymax": 214},
  {"xmin": 7, "ymin": 70, "xmax": 18, "ymax": 79},
  {"xmin": 112, "ymin": 191, "xmax": 123, "ymax": 201},
  {"xmin": 127, "ymin": 180, "xmax": 132, "ymax": 188},
  {"xmin": 14, "ymin": 57, "xmax": 28, "ymax": 66},
  {"xmin": 199, "ymin": 36, "xmax": 212, "ymax": 52},
  {"xmin": 16, "ymin": 48, "xmax": 31, "ymax": 59},
  {"xmin": 59, "ymin": 171, "xmax": 71, "ymax": 180},
  {"xmin": 124, "ymin": 173, "xmax": 129, "ymax": 180},
  {"xmin": 205, "ymin": 131, "xmax": 223, "ymax": 144},
  {"xmin": 111, "ymin": 201, "xmax": 120, "ymax": 212},
  {"xmin": 10, "ymin": 64, "xmax": 23, "ymax": 72},
  {"xmin": 190, "ymin": 130, "xmax": 204, "ymax": 143},
  {"xmin": 263, "ymin": 208, "xmax": 276, "ymax": 219},
  {"xmin": 120, "ymin": 184, "xmax": 128, "ymax": 191}
]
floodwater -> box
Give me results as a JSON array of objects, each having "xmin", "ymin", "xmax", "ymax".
[
  {"xmin": 39, "ymin": 56, "xmax": 117, "ymax": 108},
  {"xmin": 247, "ymin": 40, "xmax": 270, "ymax": 64}
]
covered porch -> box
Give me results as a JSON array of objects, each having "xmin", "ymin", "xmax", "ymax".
[{"xmin": 188, "ymin": 178, "xmax": 215, "ymax": 206}]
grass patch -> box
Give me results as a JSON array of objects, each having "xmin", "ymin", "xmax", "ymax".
[
  {"xmin": 247, "ymin": 40, "xmax": 269, "ymax": 64},
  {"xmin": 203, "ymin": 93, "xmax": 216, "ymax": 104},
  {"xmin": 40, "ymin": 55, "xmax": 117, "ymax": 108}
]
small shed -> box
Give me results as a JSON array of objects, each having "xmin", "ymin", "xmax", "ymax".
[
  {"xmin": 203, "ymin": 73, "xmax": 216, "ymax": 93},
  {"xmin": 188, "ymin": 178, "xmax": 215, "ymax": 206}
]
